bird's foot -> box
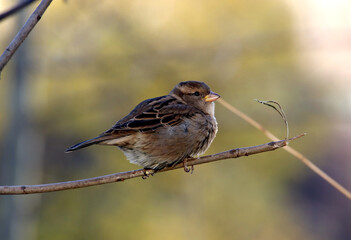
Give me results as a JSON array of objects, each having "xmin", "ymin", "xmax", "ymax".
[
  {"xmin": 183, "ymin": 159, "xmax": 194, "ymax": 174},
  {"xmin": 142, "ymin": 168, "xmax": 154, "ymax": 179}
]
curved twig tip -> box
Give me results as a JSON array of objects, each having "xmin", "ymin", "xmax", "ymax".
[{"xmin": 255, "ymin": 99, "xmax": 289, "ymax": 140}]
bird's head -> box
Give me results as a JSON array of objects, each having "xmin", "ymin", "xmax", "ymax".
[{"xmin": 170, "ymin": 81, "xmax": 220, "ymax": 116}]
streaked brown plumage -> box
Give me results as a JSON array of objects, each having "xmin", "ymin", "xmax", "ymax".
[{"xmin": 65, "ymin": 81, "xmax": 220, "ymax": 170}]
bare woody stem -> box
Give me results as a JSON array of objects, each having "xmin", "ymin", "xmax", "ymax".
[
  {"xmin": 0, "ymin": 134, "xmax": 304, "ymax": 195},
  {"xmin": 0, "ymin": 0, "xmax": 38, "ymax": 21},
  {"xmin": 217, "ymin": 98, "xmax": 351, "ymax": 200},
  {"xmin": 0, "ymin": 0, "xmax": 53, "ymax": 75}
]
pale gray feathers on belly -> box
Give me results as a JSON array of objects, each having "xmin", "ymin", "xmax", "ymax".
[{"xmin": 119, "ymin": 114, "xmax": 217, "ymax": 170}]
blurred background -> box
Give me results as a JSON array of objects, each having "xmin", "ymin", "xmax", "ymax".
[{"xmin": 0, "ymin": 0, "xmax": 351, "ymax": 239}]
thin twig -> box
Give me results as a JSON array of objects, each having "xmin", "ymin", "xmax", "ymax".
[
  {"xmin": 0, "ymin": 0, "xmax": 53, "ymax": 75},
  {"xmin": 0, "ymin": 0, "xmax": 38, "ymax": 21},
  {"xmin": 255, "ymin": 99, "xmax": 289, "ymax": 140},
  {"xmin": 217, "ymin": 98, "xmax": 351, "ymax": 200},
  {"xmin": 0, "ymin": 136, "xmax": 304, "ymax": 195}
]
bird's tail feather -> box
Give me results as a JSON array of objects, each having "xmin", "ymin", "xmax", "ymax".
[{"xmin": 65, "ymin": 135, "xmax": 113, "ymax": 153}]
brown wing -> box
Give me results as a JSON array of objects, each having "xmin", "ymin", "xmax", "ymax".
[{"xmin": 104, "ymin": 95, "xmax": 199, "ymax": 135}]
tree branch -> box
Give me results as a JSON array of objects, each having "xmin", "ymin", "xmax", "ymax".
[
  {"xmin": 0, "ymin": 0, "xmax": 53, "ymax": 75},
  {"xmin": 0, "ymin": 0, "xmax": 38, "ymax": 21},
  {"xmin": 218, "ymin": 98, "xmax": 351, "ymax": 200},
  {"xmin": 0, "ymin": 134, "xmax": 305, "ymax": 195}
]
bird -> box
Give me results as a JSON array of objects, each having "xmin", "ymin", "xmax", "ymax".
[{"xmin": 65, "ymin": 81, "xmax": 220, "ymax": 172}]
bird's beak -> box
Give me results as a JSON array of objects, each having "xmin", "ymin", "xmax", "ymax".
[{"xmin": 204, "ymin": 91, "xmax": 220, "ymax": 102}]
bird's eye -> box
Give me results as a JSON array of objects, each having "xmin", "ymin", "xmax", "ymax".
[{"xmin": 193, "ymin": 92, "xmax": 200, "ymax": 96}]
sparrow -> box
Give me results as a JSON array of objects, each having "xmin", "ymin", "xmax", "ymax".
[{"xmin": 65, "ymin": 81, "xmax": 220, "ymax": 172}]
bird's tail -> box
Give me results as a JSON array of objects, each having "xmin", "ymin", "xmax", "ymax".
[{"xmin": 65, "ymin": 135, "xmax": 113, "ymax": 153}]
